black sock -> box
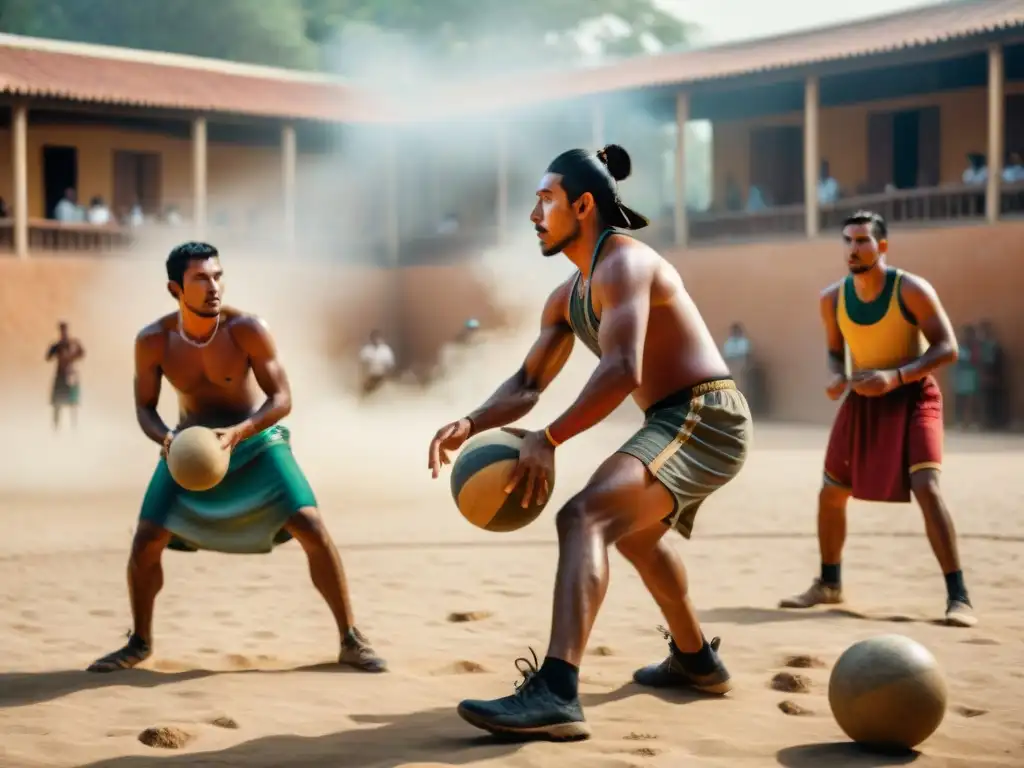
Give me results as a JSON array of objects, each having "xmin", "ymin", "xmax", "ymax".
[
  {"xmin": 673, "ymin": 638, "xmax": 718, "ymax": 676},
  {"xmin": 821, "ymin": 563, "xmax": 841, "ymax": 586},
  {"xmin": 539, "ymin": 656, "xmax": 579, "ymax": 700},
  {"xmin": 944, "ymin": 570, "xmax": 969, "ymax": 603}
]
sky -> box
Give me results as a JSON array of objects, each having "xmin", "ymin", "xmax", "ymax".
[{"xmin": 658, "ymin": 0, "xmax": 947, "ymax": 46}]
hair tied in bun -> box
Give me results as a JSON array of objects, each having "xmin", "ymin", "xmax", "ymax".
[{"xmin": 598, "ymin": 144, "xmax": 632, "ymax": 182}]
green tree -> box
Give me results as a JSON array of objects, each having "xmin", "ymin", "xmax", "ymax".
[
  {"xmin": 0, "ymin": 0, "xmax": 317, "ymax": 69},
  {"xmin": 0, "ymin": 0, "xmax": 695, "ymax": 73},
  {"xmin": 303, "ymin": 0, "xmax": 695, "ymax": 73}
]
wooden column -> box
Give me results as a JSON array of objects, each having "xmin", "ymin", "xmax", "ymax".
[
  {"xmin": 384, "ymin": 130, "xmax": 399, "ymax": 267},
  {"xmin": 192, "ymin": 116, "xmax": 208, "ymax": 239},
  {"xmin": 803, "ymin": 76, "xmax": 820, "ymax": 237},
  {"xmin": 11, "ymin": 102, "xmax": 28, "ymax": 259},
  {"xmin": 496, "ymin": 123, "xmax": 509, "ymax": 242},
  {"xmin": 674, "ymin": 92, "xmax": 689, "ymax": 248},
  {"xmin": 281, "ymin": 123, "xmax": 297, "ymax": 255},
  {"xmin": 986, "ymin": 44, "xmax": 1004, "ymax": 224}
]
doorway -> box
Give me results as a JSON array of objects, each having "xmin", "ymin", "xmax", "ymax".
[{"xmin": 43, "ymin": 145, "xmax": 78, "ymax": 218}]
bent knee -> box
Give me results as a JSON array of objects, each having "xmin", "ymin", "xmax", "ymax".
[
  {"xmin": 555, "ymin": 497, "xmax": 590, "ymax": 536},
  {"xmin": 615, "ymin": 527, "xmax": 664, "ymax": 563},
  {"xmin": 910, "ymin": 469, "xmax": 941, "ymax": 501},
  {"xmin": 284, "ymin": 507, "xmax": 330, "ymax": 543},
  {"xmin": 819, "ymin": 481, "xmax": 850, "ymax": 508},
  {"xmin": 556, "ymin": 494, "xmax": 634, "ymax": 544},
  {"xmin": 131, "ymin": 523, "xmax": 170, "ymax": 560}
]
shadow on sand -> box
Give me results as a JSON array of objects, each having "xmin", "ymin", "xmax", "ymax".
[
  {"xmin": 73, "ymin": 681, "xmax": 721, "ymax": 768},
  {"xmin": 777, "ymin": 741, "xmax": 920, "ymax": 767}
]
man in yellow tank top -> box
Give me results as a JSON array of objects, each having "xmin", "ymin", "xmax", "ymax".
[{"xmin": 779, "ymin": 211, "xmax": 976, "ymax": 628}]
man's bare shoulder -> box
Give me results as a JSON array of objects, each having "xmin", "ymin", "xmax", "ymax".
[
  {"xmin": 543, "ymin": 278, "xmax": 575, "ymax": 326},
  {"xmin": 222, "ymin": 308, "xmax": 277, "ymax": 357},
  {"xmin": 896, "ymin": 270, "xmax": 939, "ymax": 300},
  {"xmin": 597, "ymin": 233, "xmax": 660, "ymax": 280},
  {"xmin": 222, "ymin": 307, "xmax": 271, "ymax": 339},
  {"xmin": 136, "ymin": 314, "xmax": 175, "ymax": 348},
  {"xmin": 820, "ymin": 279, "xmax": 844, "ymax": 304}
]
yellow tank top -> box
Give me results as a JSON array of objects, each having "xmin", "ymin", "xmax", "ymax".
[{"xmin": 837, "ymin": 267, "xmax": 925, "ymax": 371}]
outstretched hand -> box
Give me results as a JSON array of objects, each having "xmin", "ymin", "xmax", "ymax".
[
  {"xmin": 428, "ymin": 418, "xmax": 473, "ymax": 479},
  {"xmin": 500, "ymin": 427, "xmax": 555, "ymax": 508}
]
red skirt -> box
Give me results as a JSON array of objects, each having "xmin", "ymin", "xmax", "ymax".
[{"xmin": 824, "ymin": 375, "xmax": 943, "ymax": 503}]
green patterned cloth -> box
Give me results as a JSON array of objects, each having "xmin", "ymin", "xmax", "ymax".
[{"xmin": 139, "ymin": 425, "xmax": 317, "ymax": 554}]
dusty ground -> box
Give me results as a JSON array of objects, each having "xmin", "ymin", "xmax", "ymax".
[{"xmin": 1, "ymin": 418, "xmax": 1022, "ymax": 768}]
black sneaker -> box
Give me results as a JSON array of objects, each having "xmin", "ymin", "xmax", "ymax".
[
  {"xmin": 632, "ymin": 627, "xmax": 732, "ymax": 694},
  {"xmin": 338, "ymin": 627, "xmax": 388, "ymax": 672},
  {"xmin": 456, "ymin": 648, "xmax": 591, "ymax": 741}
]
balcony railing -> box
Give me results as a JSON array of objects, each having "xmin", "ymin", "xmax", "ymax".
[
  {"xmin": 820, "ymin": 184, "xmax": 987, "ymax": 230},
  {"xmin": 689, "ymin": 204, "xmax": 806, "ymax": 243}
]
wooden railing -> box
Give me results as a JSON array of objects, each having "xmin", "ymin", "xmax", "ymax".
[
  {"xmin": 0, "ymin": 218, "xmax": 137, "ymax": 253},
  {"xmin": 1000, "ymin": 181, "xmax": 1024, "ymax": 216},
  {"xmin": 689, "ymin": 204, "xmax": 806, "ymax": 243},
  {"xmin": 820, "ymin": 184, "xmax": 987, "ymax": 230},
  {"xmin": 1, "ymin": 183, "xmax": 1022, "ymax": 258}
]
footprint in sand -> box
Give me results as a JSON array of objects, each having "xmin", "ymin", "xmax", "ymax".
[
  {"xmin": 174, "ymin": 690, "xmax": 208, "ymax": 701},
  {"xmin": 771, "ymin": 672, "xmax": 811, "ymax": 693},
  {"xmin": 589, "ymin": 646, "xmax": 615, "ymax": 657},
  {"xmin": 11, "ymin": 623, "xmax": 43, "ymax": 635},
  {"xmin": 779, "ymin": 700, "xmax": 814, "ymax": 716},
  {"xmin": 624, "ymin": 733, "xmax": 658, "ymax": 741},
  {"xmin": 629, "ymin": 747, "xmax": 661, "ymax": 757},
  {"xmin": 433, "ymin": 660, "xmax": 489, "ymax": 675},
  {"xmin": 212, "ymin": 611, "xmax": 232, "ymax": 619},
  {"xmin": 954, "ymin": 705, "xmax": 988, "ymax": 718},
  {"xmin": 138, "ymin": 726, "xmax": 192, "ymax": 749},
  {"xmin": 210, "ymin": 716, "xmax": 239, "ymax": 729},
  {"xmin": 251, "ymin": 630, "xmax": 277, "ymax": 640},
  {"xmin": 960, "ymin": 637, "xmax": 1000, "ymax": 646},
  {"xmin": 447, "ymin": 610, "xmax": 493, "ymax": 623},
  {"xmin": 783, "ymin": 654, "xmax": 827, "ymax": 669},
  {"xmin": 89, "ymin": 609, "xmax": 116, "ymax": 618}
]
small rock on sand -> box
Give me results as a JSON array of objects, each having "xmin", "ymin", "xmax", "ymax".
[
  {"xmin": 138, "ymin": 726, "xmax": 192, "ymax": 749},
  {"xmin": 447, "ymin": 611, "xmax": 493, "ymax": 623},
  {"xmin": 771, "ymin": 671, "xmax": 812, "ymax": 693},
  {"xmin": 778, "ymin": 700, "xmax": 813, "ymax": 716}
]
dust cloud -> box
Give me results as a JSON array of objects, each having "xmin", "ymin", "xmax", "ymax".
[{"xmin": 0, "ymin": 23, "xmax": 684, "ymax": 502}]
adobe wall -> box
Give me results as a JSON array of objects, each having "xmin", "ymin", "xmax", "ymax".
[
  {"xmin": 3, "ymin": 221, "xmax": 1021, "ymax": 426},
  {"xmin": 394, "ymin": 222, "xmax": 1024, "ymax": 425},
  {"xmin": 670, "ymin": 222, "xmax": 1024, "ymax": 424}
]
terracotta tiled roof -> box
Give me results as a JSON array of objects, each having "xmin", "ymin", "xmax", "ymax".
[
  {"xmin": 0, "ymin": 34, "xmax": 391, "ymax": 123},
  {"xmin": 420, "ymin": 0, "xmax": 1024, "ymax": 116},
  {"xmin": 0, "ymin": 0, "xmax": 1021, "ymax": 123}
]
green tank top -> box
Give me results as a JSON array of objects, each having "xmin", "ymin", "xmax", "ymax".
[{"xmin": 567, "ymin": 228, "xmax": 617, "ymax": 358}]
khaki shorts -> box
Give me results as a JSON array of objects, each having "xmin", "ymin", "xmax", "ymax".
[{"xmin": 618, "ymin": 378, "xmax": 752, "ymax": 538}]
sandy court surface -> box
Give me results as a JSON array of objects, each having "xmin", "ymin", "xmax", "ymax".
[{"xmin": 1, "ymin": 419, "xmax": 1023, "ymax": 768}]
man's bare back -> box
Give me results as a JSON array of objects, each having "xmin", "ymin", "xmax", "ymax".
[{"xmin": 547, "ymin": 233, "xmax": 730, "ymax": 412}]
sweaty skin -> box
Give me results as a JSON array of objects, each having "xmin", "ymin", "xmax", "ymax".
[
  {"xmin": 430, "ymin": 159, "xmax": 746, "ymax": 741},
  {"xmin": 88, "ymin": 254, "xmax": 384, "ymax": 673},
  {"xmin": 135, "ymin": 307, "xmax": 289, "ymax": 448},
  {"xmin": 545, "ymin": 231, "xmax": 729, "ymax": 417}
]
